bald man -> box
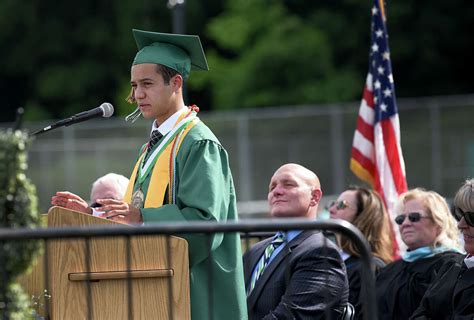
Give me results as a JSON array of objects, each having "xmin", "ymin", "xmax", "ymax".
[{"xmin": 243, "ymin": 163, "xmax": 349, "ymax": 319}]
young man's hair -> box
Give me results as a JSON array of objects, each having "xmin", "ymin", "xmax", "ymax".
[
  {"xmin": 126, "ymin": 64, "xmax": 180, "ymax": 103},
  {"xmin": 156, "ymin": 64, "xmax": 180, "ymax": 84}
]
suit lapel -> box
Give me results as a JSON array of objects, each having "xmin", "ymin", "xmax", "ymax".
[{"xmin": 247, "ymin": 230, "xmax": 318, "ymax": 311}]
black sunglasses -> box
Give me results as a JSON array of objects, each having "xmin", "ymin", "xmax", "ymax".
[
  {"xmin": 395, "ymin": 212, "xmax": 431, "ymax": 225},
  {"xmin": 454, "ymin": 207, "xmax": 474, "ymax": 227},
  {"xmin": 326, "ymin": 200, "xmax": 351, "ymax": 211},
  {"xmin": 90, "ymin": 202, "xmax": 102, "ymax": 208}
]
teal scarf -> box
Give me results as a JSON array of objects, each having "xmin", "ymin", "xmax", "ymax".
[{"xmin": 402, "ymin": 246, "xmax": 459, "ymax": 262}]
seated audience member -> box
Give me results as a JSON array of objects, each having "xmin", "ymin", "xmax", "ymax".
[
  {"xmin": 328, "ymin": 186, "xmax": 394, "ymax": 318},
  {"xmin": 411, "ymin": 179, "xmax": 474, "ymax": 319},
  {"xmin": 243, "ymin": 163, "xmax": 349, "ymax": 319},
  {"xmin": 376, "ymin": 188, "xmax": 463, "ymax": 319},
  {"xmin": 89, "ymin": 173, "xmax": 130, "ymax": 207},
  {"xmin": 51, "ymin": 173, "xmax": 129, "ymax": 214}
]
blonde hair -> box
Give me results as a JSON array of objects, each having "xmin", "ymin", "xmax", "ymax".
[
  {"xmin": 340, "ymin": 186, "xmax": 394, "ymax": 263},
  {"xmin": 395, "ymin": 188, "xmax": 461, "ymax": 250},
  {"xmin": 453, "ymin": 178, "xmax": 474, "ymax": 213}
]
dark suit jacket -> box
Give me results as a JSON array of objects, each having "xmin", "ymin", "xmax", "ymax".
[
  {"xmin": 243, "ymin": 230, "xmax": 349, "ymax": 320},
  {"xmin": 345, "ymin": 255, "xmax": 386, "ymax": 320},
  {"xmin": 410, "ymin": 255, "xmax": 474, "ymax": 319}
]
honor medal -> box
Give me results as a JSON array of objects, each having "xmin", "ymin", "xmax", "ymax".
[{"xmin": 131, "ymin": 188, "xmax": 145, "ymax": 209}]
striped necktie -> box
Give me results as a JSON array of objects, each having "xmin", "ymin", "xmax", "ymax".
[
  {"xmin": 145, "ymin": 130, "xmax": 163, "ymax": 159},
  {"xmin": 248, "ymin": 232, "xmax": 286, "ymax": 295}
]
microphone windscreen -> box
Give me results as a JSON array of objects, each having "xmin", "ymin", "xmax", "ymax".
[{"xmin": 100, "ymin": 103, "xmax": 114, "ymax": 118}]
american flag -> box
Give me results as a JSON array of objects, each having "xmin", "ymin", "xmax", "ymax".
[{"xmin": 350, "ymin": 0, "xmax": 408, "ymax": 256}]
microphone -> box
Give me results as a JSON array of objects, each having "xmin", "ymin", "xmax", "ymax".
[{"xmin": 32, "ymin": 103, "xmax": 114, "ymax": 136}]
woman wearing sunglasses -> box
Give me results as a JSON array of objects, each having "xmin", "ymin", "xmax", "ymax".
[
  {"xmin": 376, "ymin": 188, "xmax": 463, "ymax": 319},
  {"xmin": 328, "ymin": 186, "xmax": 393, "ymax": 318},
  {"xmin": 411, "ymin": 179, "xmax": 474, "ymax": 319}
]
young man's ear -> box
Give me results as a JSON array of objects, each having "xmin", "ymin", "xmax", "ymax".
[{"xmin": 171, "ymin": 74, "xmax": 183, "ymax": 91}]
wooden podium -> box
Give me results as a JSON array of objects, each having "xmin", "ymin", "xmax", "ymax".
[{"xmin": 20, "ymin": 207, "xmax": 190, "ymax": 320}]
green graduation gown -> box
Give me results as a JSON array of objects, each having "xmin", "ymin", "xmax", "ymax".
[{"xmin": 134, "ymin": 121, "xmax": 248, "ymax": 320}]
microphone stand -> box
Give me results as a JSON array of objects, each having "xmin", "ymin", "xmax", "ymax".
[
  {"xmin": 31, "ymin": 117, "xmax": 74, "ymax": 136},
  {"xmin": 30, "ymin": 103, "xmax": 114, "ymax": 137},
  {"xmin": 14, "ymin": 107, "xmax": 25, "ymax": 131}
]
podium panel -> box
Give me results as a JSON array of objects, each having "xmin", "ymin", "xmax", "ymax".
[{"xmin": 21, "ymin": 207, "xmax": 190, "ymax": 320}]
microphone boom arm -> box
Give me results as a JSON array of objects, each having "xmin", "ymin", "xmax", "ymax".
[{"xmin": 31, "ymin": 103, "xmax": 114, "ymax": 136}]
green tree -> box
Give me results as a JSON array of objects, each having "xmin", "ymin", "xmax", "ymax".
[
  {"xmin": 0, "ymin": 0, "xmax": 473, "ymax": 121},
  {"xmin": 192, "ymin": 0, "xmax": 362, "ymax": 110},
  {"xmin": 0, "ymin": 0, "xmax": 172, "ymax": 122},
  {"xmin": 387, "ymin": 0, "xmax": 474, "ymax": 97}
]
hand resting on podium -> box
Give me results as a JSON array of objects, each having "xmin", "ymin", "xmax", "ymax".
[{"xmin": 50, "ymin": 173, "xmax": 137, "ymax": 222}]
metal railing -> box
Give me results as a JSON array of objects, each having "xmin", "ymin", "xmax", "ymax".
[{"xmin": 0, "ymin": 219, "xmax": 376, "ymax": 320}]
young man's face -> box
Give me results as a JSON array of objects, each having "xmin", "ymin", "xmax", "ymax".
[{"xmin": 130, "ymin": 63, "xmax": 177, "ymax": 123}]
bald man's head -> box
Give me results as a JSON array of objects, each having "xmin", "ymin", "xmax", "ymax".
[{"xmin": 268, "ymin": 163, "xmax": 322, "ymax": 219}]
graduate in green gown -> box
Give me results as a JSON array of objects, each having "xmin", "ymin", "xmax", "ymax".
[{"xmin": 52, "ymin": 29, "xmax": 247, "ymax": 320}]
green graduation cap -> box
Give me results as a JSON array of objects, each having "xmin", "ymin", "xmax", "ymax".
[{"xmin": 132, "ymin": 29, "xmax": 209, "ymax": 79}]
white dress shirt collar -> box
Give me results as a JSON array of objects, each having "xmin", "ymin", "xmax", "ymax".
[
  {"xmin": 150, "ymin": 107, "xmax": 187, "ymax": 136},
  {"xmin": 464, "ymin": 254, "xmax": 474, "ymax": 269}
]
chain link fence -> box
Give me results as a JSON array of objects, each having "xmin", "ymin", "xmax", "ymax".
[{"xmin": 3, "ymin": 94, "xmax": 473, "ymax": 215}]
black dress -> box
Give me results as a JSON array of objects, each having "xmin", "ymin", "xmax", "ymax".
[
  {"xmin": 410, "ymin": 255, "xmax": 474, "ymax": 319},
  {"xmin": 375, "ymin": 251, "xmax": 463, "ymax": 320},
  {"xmin": 345, "ymin": 255, "xmax": 386, "ymax": 320}
]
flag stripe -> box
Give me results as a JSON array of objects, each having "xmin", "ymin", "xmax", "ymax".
[
  {"xmin": 351, "ymin": 147, "xmax": 376, "ymax": 176},
  {"xmin": 359, "ymin": 99, "xmax": 376, "ymax": 125},
  {"xmin": 381, "ymin": 119, "xmax": 408, "ymax": 194},
  {"xmin": 362, "ymin": 87, "xmax": 375, "ymax": 108},
  {"xmin": 353, "ymin": 130, "xmax": 374, "ymax": 160},
  {"xmin": 356, "ymin": 116, "xmax": 375, "ymax": 142}
]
